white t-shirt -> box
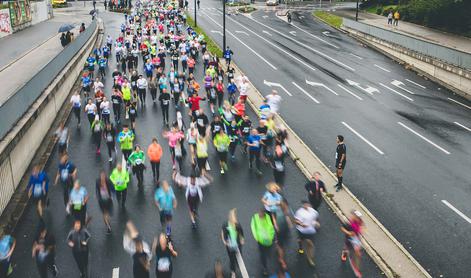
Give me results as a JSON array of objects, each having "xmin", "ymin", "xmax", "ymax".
[
  {"xmin": 295, "ymin": 207, "xmax": 319, "ymax": 234},
  {"xmin": 94, "ymin": 82, "xmax": 104, "ymax": 93},
  {"xmin": 266, "ymin": 94, "xmax": 282, "ymax": 113},
  {"xmin": 100, "ymin": 101, "xmax": 110, "ymax": 114},
  {"xmin": 70, "ymin": 95, "xmax": 81, "ymax": 108},
  {"xmin": 85, "ymin": 103, "xmax": 97, "ymax": 114},
  {"xmin": 137, "ymin": 78, "xmax": 148, "ymax": 89},
  {"xmin": 239, "ymin": 82, "xmax": 248, "ymax": 97}
]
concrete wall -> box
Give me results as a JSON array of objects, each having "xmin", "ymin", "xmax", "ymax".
[
  {"xmin": 344, "ymin": 27, "xmax": 471, "ymax": 100},
  {"xmin": 0, "ymin": 22, "xmax": 99, "ymax": 215},
  {"xmin": 31, "ymin": 1, "xmax": 50, "ymax": 25}
]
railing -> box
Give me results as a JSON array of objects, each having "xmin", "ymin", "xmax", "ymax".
[
  {"xmin": 0, "ymin": 20, "xmax": 97, "ymax": 140},
  {"xmin": 343, "ymin": 18, "xmax": 471, "ymax": 71}
]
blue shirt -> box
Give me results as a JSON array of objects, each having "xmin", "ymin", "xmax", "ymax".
[
  {"xmin": 28, "ymin": 171, "xmax": 49, "ymax": 197},
  {"xmin": 263, "ymin": 191, "xmax": 282, "ymax": 212},
  {"xmin": 154, "ymin": 187, "xmax": 175, "ymax": 212},
  {"xmin": 69, "ymin": 187, "xmax": 88, "ymax": 210},
  {"xmin": 247, "ymin": 135, "xmax": 261, "ymax": 151},
  {"xmin": 58, "ymin": 162, "xmax": 75, "ymax": 183},
  {"xmin": 0, "ymin": 235, "xmax": 13, "ymax": 259}
]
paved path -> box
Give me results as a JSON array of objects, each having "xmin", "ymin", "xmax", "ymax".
[
  {"xmin": 333, "ymin": 9, "xmax": 471, "ymax": 54},
  {"xmin": 10, "ymin": 8, "xmax": 382, "ymax": 278},
  {"xmin": 0, "ymin": 3, "xmax": 93, "ymax": 105}
]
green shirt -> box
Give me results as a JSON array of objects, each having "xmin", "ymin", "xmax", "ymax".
[
  {"xmin": 118, "ymin": 130, "xmax": 135, "ymax": 150},
  {"xmin": 213, "ymin": 133, "xmax": 230, "ymax": 152},
  {"xmin": 109, "ymin": 168, "xmax": 129, "ymax": 191},
  {"xmin": 251, "ymin": 213, "xmax": 275, "ymax": 247},
  {"xmin": 128, "ymin": 151, "xmax": 145, "ymax": 166}
]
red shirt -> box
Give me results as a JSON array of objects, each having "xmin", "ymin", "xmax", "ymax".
[{"xmin": 189, "ymin": 96, "xmax": 202, "ymax": 111}]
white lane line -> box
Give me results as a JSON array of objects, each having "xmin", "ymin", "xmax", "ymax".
[
  {"xmin": 397, "ymin": 122, "xmax": 451, "ymax": 155},
  {"xmin": 211, "ymin": 30, "xmax": 223, "ymax": 36},
  {"xmin": 306, "ymin": 80, "xmax": 339, "ymax": 96},
  {"xmin": 379, "ymin": 83, "xmax": 414, "ymax": 102},
  {"xmin": 442, "ymin": 200, "xmax": 471, "ymax": 224},
  {"xmin": 262, "ymin": 30, "xmax": 272, "ymax": 36},
  {"xmin": 342, "ymin": 122, "xmax": 384, "ymax": 155},
  {"xmin": 374, "ymin": 64, "xmax": 391, "ymax": 73},
  {"xmin": 202, "ymin": 11, "xmax": 277, "ymax": 70},
  {"xmin": 337, "ymin": 84, "xmax": 363, "ymax": 100},
  {"xmin": 349, "ymin": 53, "xmax": 363, "ymax": 60},
  {"xmin": 112, "ymin": 267, "xmax": 119, "ymax": 278},
  {"xmin": 448, "ymin": 98, "xmax": 471, "ymax": 110},
  {"xmin": 291, "ymin": 23, "xmax": 339, "ymax": 49},
  {"xmin": 207, "ymin": 12, "xmax": 317, "ymax": 73},
  {"xmin": 235, "ymin": 30, "xmax": 249, "ymax": 36},
  {"xmin": 222, "ymin": 11, "xmax": 355, "ymax": 72},
  {"xmin": 236, "ymin": 250, "xmax": 250, "ymax": 278},
  {"xmin": 454, "ymin": 122, "xmax": 471, "ymax": 132},
  {"xmin": 264, "ymin": 80, "xmax": 293, "ymax": 96},
  {"xmin": 391, "ymin": 80, "xmax": 416, "ymax": 95},
  {"xmin": 292, "ymin": 82, "xmax": 320, "ymax": 103},
  {"xmin": 405, "ymin": 79, "xmax": 426, "ymax": 89}
]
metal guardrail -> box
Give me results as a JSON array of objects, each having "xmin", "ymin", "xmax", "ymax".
[
  {"xmin": 343, "ymin": 18, "xmax": 471, "ymax": 71},
  {"xmin": 0, "ymin": 20, "xmax": 97, "ymax": 140}
]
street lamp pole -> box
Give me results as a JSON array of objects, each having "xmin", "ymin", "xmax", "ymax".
[
  {"xmin": 355, "ymin": 0, "xmax": 359, "ymax": 21},
  {"xmin": 194, "ymin": 0, "xmax": 197, "ymax": 27},
  {"xmin": 223, "ymin": 0, "xmax": 226, "ymax": 52}
]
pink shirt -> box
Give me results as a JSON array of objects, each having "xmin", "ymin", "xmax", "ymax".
[{"xmin": 164, "ymin": 131, "xmax": 184, "ymax": 148}]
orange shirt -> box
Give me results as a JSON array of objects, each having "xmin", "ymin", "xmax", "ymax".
[{"xmin": 147, "ymin": 143, "xmax": 163, "ymax": 162}]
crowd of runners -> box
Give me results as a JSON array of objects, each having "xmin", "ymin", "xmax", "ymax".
[{"xmin": 0, "ymin": 0, "xmax": 365, "ymax": 278}]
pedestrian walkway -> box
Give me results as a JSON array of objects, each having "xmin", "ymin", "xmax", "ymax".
[
  {"xmin": 333, "ymin": 9, "xmax": 471, "ymax": 54},
  {"xmin": 0, "ymin": 3, "xmax": 93, "ymax": 105}
]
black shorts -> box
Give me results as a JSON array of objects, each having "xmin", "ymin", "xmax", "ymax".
[
  {"xmin": 196, "ymin": 157, "xmax": 207, "ymax": 170},
  {"xmin": 32, "ymin": 195, "xmax": 46, "ymax": 205},
  {"xmin": 159, "ymin": 210, "xmax": 173, "ymax": 224},
  {"xmin": 187, "ymin": 194, "xmax": 199, "ymax": 213},
  {"xmin": 335, "ymin": 160, "xmax": 346, "ymax": 169},
  {"xmin": 58, "ymin": 142, "xmax": 67, "ymax": 154},
  {"xmin": 99, "ymin": 199, "xmax": 113, "ymax": 214},
  {"xmin": 297, "ymin": 230, "xmax": 315, "ymax": 241},
  {"xmin": 209, "ymin": 97, "xmax": 217, "ymax": 104},
  {"xmin": 217, "ymin": 151, "xmax": 227, "ymax": 162}
]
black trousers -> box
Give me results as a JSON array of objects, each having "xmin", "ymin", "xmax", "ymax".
[
  {"xmin": 116, "ymin": 189, "xmax": 127, "ymax": 207},
  {"xmin": 249, "ymin": 149, "xmax": 261, "ymax": 170},
  {"xmin": 72, "ymin": 250, "xmax": 88, "ymax": 278},
  {"xmin": 161, "ymin": 105, "xmax": 169, "ymax": 124},
  {"xmin": 151, "ymin": 161, "xmax": 160, "ymax": 181}
]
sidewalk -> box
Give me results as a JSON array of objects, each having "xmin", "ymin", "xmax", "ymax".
[
  {"xmin": 333, "ymin": 9, "xmax": 471, "ymax": 54},
  {"xmin": 0, "ymin": 3, "xmax": 94, "ymax": 105}
]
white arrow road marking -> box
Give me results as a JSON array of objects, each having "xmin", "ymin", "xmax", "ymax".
[
  {"xmin": 342, "ymin": 122, "xmax": 384, "ymax": 155},
  {"xmin": 292, "ymin": 82, "xmax": 320, "ymax": 103},
  {"xmin": 442, "ymin": 200, "xmax": 471, "ymax": 224},
  {"xmin": 264, "ymin": 80, "xmax": 293, "ymax": 96},
  {"xmin": 235, "ymin": 30, "xmax": 249, "ymax": 36},
  {"xmin": 237, "ymin": 14, "xmax": 354, "ymax": 71},
  {"xmin": 299, "ymin": 15, "xmax": 305, "ymax": 19},
  {"xmin": 454, "ymin": 122, "xmax": 471, "ymax": 132},
  {"xmin": 322, "ymin": 31, "xmax": 332, "ymax": 37},
  {"xmin": 379, "ymin": 83, "xmax": 414, "ymax": 102},
  {"xmin": 349, "ymin": 53, "xmax": 363, "ymax": 59},
  {"xmin": 202, "ymin": 11, "xmax": 277, "ymax": 70},
  {"xmin": 391, "ymin": 80, "xmax": 416, "ymax": 95},
  {"xmin": 346, "ymin": 79, "xmax": 379, "ymax": 95},
  {"xmin": 306, "ymin": 80, "xmax": 338, "ymax": 95},
  {"xmin": 374, "ymin": 64, "xmax": 391, "ymax": 73},
  {"xmin": 262, "ymin": 30, "xmax": 272, "ymax": 36},
  {"xmin": 398, "ymin": 122, "xmax": 450, "ymax": 154},
  {"xmin": 112, "ymin": 267, "xmax": 119, "ymax": 278},
  {"xmin": 337, "ymin": 84, "xmax": 363, "ymax": 100},
  {"xmin": 211, "ymin": 30, "xmax": 223, "ymax": 36},
  {"xmin": 447, "ymin": 98, "xmax": 471, "ymax": 110},
  {"xmin": 262, "ymin": 15, "xmax": 268, "ymax": 19},
  {"xmin": 289, "ymin": 31, "xmax": 296, "ymax": 36},
  {"xmin": 291, "ymin": 23, "xmax": 339, "ymax": 49},
  {"xmin": 236, "ymin": 249, "xmax": 250, "ymax": 278},
  {"xmin": 405, "ymin": 79, "xmax": 426, "ymax": 89}
]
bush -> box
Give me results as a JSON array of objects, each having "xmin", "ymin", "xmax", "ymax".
[{"xmin": 376, "ymin": 7, "xmax": 383, "ymax": 15}]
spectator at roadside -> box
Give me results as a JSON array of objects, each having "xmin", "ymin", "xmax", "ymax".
[
  {"xmin": 387, "ymin": 11, "xmax": 393, "ymax": 25},
  {"xmin": 393, "ymin": 11, "xmax": 400, "ymax": 26},
  {"xmin": 60, "ymin": 33, "xmax": 67, "ymax": 47},
  {"xmin": 80, "ymin": 23, "xmax": 85, "ymax": 33}
]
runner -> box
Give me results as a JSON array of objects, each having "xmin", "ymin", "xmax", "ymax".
[
  {"xmin": 294, "ymin": 200, "xmax": 319, "ymax": 266},
  {"xmin": 128, "ymin": 145, "xmax": 146, "ymax": 187},
  {"xmin": 154, "ymin": 181, "xmax": 177, "ymax": 236},
  {"xmin": 91, "ymin": 116, "xmax": 104, "ymax": 155},
  {"xmin": 70, "ymin": 91, "xmax": 82, "ymax": 127},
  {"xmin": 67, "ymin": 220, "xmax": 91, "ymax": 278},
  {"xmin": 32, "ymin": 222, "xmax": 59, "ymax": 278},
  {"xmin": 305, "ymin": 172, "xmax": 326, "ymax": 210},
  {"xmin": 118, "ymin": 124, "xmax": 135, "ymax": 161},
  {"xmin": 68, "ymin": 180, "xmax": 89, "ymax": 225},
  {"xmin": 213, "ymin": 129, "xmax": 230, "ymax": 175},
  {"xmin": 54, "ymin": 154, "xmax": 77, "ymax": 209},
  {"xmin": 96, "ymin": 170, "xmax": 114, "ymax": 233},
  {"xmin": 147, "ymin": 137, "xmax": 163, "ymax": 184},
  {"xmin": 0, "ymin": 233, "xmax": 15, "ymax": 277},
  {"xmin": 223, "ymin": 46, "xmax": 234, "ymax": 68},
  {"xmin": 110, "ymin": 163, "xmax": 130, "ymax": 209},
  {"xmin": 341, "ymin": 210, "xmax": 364, "ymax": 277},
  {"xmin": 152, "ymin": 233, "xmax": 178, "ymax": 278},
  {"xmin": 173, "ymin": 170, "xmax": 212, "ymax": 228},
  {"xmin": 247, "ymin": 128, "xmax": 263, "ymax": 175},
  {"xmin": 221, "ymin": 209, "xmax": 245, "ymax": 278},
  {"xmin": 84, "ymin": 99, "xmax": 97, "ymax": 127},
  {"xmin": 104, "ymin": 122, "xmax": 117, "ymax": 162},
  {"xmin": 251, "ymin": 208, "xmax": 275, "ymax": 276},
  {"xmin": 54, "ymin": 123, "xmax": 69, "ymax": 155},
  {"xmin": 27, "ymin": 165, "xmax": 49, "ymax": 218}
]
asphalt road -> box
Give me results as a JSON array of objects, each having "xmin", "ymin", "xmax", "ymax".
[
  {"xmin": 10, "ymin": 9, "xmax": 381, "ymax": 278},
  {"xmin": 194, "ymin": 2, "xmax": 471, "ymax": 277}
]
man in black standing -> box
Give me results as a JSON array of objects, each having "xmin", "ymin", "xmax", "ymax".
[
  {"xmin": 335, "ymin": 135, "xmax": 346, "ymax": 192},
  {"xmin": 305, "ymin": 172, "xmax": 326, "ymax": 210}
]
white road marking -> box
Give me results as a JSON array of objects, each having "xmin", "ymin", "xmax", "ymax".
[
  {"xmin": 121, "ymin": 155, "xmax": 127, "ymax": 169},
  {"xmin": 262, "ymin": 15, "xmax": 268, "ymax": 19},
  {"xmin": 211, "ymin": 30, "xmax": 223, "ymax": 36},
  {"xmin": 299, "ymin": 15, "xmax": 305, "ymax": 19},
  {"xmin": 405, "ymin": 79, "xmax": 426, "ymax": 89},
  {"xmin": 306, "ymin": 80, "xmax": 339, "ymax": 95},
  {"xmin": 235, "ymin": 30, "xmax": 249, "ymax": 36},
  {"xmin": 202, "ymin": 11, "xmax": 277, "ymax": 70},
  {"xmin": 397, "ymin": 122, "xmax": 451, "ymax": 154},
  {"xmin": 262, "ymin": 30, "xmax": 272, "ymax": 36},
  {"xmin": 454, "ymin": 122, "xmax": 471, "ymax": 132},
  {"xmin": 208, "ymin": 12, "xmax": 317, "ymax": 73},
  {"xmin": 236, "ymin": 250, "xmax": 250, "ymax": 278},
  {"xmin": 337, "ymin": 84, "xmax": 363, "ymax": 100},
  {"xmin": 448, "ymin": 98, "xmax": 471, "ymax": 110},
  {"xmin": 292, "ymin": 82, "xmax": 320, "ymax": 103},
  {"xmin": 112, "ymin": 267, "xmax": 119, "ymax": 278},
  {"xmin": 291, "ymin": 23, "xmax": 339, "ymax": 49},
  {"xmin": 379, "ymin": 83, "xmax": 414, "ymax": 102},
  {"xmin": 391, "ymin": 80, "xmax": 416, "ymax": 95},
  {"xmin": 346, "ymin": 79, "xmax": 379, "ymax": 95},
  {"xmin": 342, "ymin": 122, "xmax": 384, "ymax": 155},
  {"xmin": 442, "ymin": 200, "xmax": 471, "ymax": 224},
  {"xmin": 289, "ymin": 30, "xmax": 297, "ymax": 36},
  {"xmin": 264, "ymin": 80, "xmax": 293, "ymax": 96},
  {"xmin": 231, "ymin": 13, "xmax": 355, "ymax": 71},
  {"xmin": 349, "ymin": 53, "xmax": 363, "ymax": 60},
  {"xmin": 374, "ymin": 64, "xmax": 391, "ymax": 73}
]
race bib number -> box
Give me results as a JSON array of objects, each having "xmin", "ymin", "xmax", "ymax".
[{"xmin": 157, "ymin": 258, "xmax": 170, "ymax": 272}]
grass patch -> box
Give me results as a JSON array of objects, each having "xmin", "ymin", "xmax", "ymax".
[
  {"xmin": 186, "ymin": 14, "xmax": 223, "ymax": 58},
  {"xmin": 313, "ymin": 11, "xmax": 343, "ymax": 29},
  {"xmin": 227, "ymin": 2, "xmax": 249, "ymax": 7},
  {"xmin": 238, "ymin": 6, "xmax": 256, "ymax": 13}
]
